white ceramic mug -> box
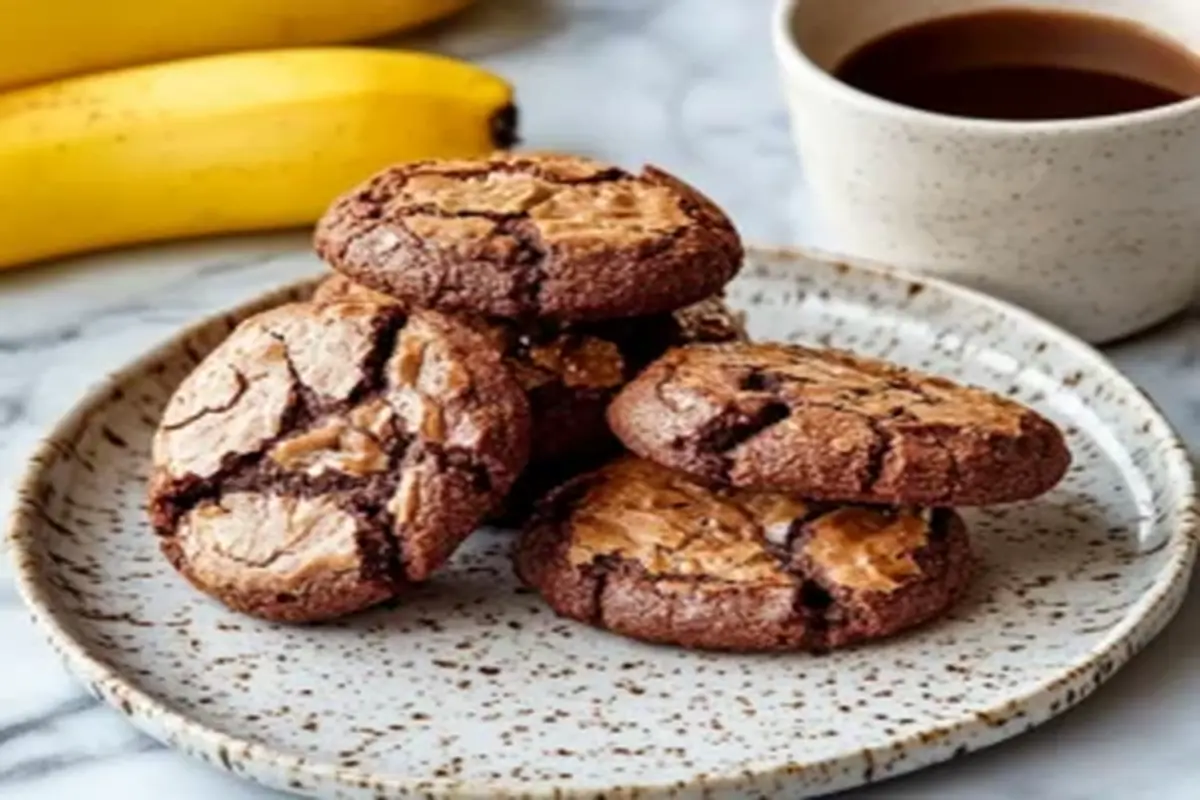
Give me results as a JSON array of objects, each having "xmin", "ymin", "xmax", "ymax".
[{"xmin": 773, "ymin": 0, "xmax": 1200, "ymax": 343}]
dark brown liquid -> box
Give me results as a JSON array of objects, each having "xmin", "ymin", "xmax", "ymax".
[{"xmin": 834, "ymin": 9, "xmax": 1200, "ymax": 120}]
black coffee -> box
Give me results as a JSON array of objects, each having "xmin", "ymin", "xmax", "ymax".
[{"xmin": 834, "ymin": 8, "xmax": 1200, "ymax": 121}]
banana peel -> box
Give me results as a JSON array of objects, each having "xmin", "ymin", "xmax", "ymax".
[
  {"xmin": 0, "ymin": 47, "xmax": 516, "ymax": 269},
  {"xmin": 0, "ymin": 0, "xmax": 475, "ymax": 90}
]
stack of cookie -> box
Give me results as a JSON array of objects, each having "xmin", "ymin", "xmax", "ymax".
[
  {"xmin": 516, "ymin": 343, "xmax": 1071, "ymax": 652},
  {"xmin": 147, "ymin": 151, "xmax": 1070, "ymax": 646},
  {"xmin": 147, "ymin": 152, "xmax": 749, "ymax": 623},
  {"xmin": 309, "ymin": 152, "xmax": 749, "ymax": 493}
]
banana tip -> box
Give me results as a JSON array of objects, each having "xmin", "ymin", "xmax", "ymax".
[{"xmin": 491, "ymin": 104, "xmax": 520, "ymax": 149}]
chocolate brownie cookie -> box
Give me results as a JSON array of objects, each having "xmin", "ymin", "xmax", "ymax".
[
  {"xmin": 608, "ymin": 342, "xmax": 1070, "ymax": 506},
  {"xmin": 313, "ymin": 152, "xmax": 743, "ymax": 322},
  {"xmin": 312, "ymin": 275, "xmax": 746, "ymax": 467},
  {"xmin": 148, "ymin": 300, "xmax": 530, "ymax": 622},
  {"xmin": 516, "ymin": 458, "xmax": 972, "ymax": 652}
]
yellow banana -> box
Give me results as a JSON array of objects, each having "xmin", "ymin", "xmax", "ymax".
[
  {"xmin": 0, "ymin": 0, "xmax": 474, "ymax": 90},
  {"xmin": 0, "ymin": 48, "xmax": 516, "ymax": 269}
]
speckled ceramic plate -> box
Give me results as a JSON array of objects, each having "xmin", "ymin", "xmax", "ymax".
[{"xmin": 9, "ymin": 248, "xmax": 1198, "ymax": 799}]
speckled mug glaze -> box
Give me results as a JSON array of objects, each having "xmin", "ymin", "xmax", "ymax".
[
  {"xmin": 9, "ymin": 248, "xmax": 1198, "ymax": 799},
  {"xmin": 774, "ymin": 0, "xmax": 1200, "ymax": 343}
]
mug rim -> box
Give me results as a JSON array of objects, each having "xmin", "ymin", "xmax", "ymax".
[{"xmin": 772, "ymin": 0, "xmax": 1200, "ymax": 135}]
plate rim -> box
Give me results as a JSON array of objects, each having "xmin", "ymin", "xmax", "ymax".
[{"xmin": 8, "ymin": 245, "xmax": 1198, "ymax": 798}]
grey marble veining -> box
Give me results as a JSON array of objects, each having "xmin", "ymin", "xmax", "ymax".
[{"xmin": 0, "ymin": 1, "xmax": 1195, "ymax": 798}]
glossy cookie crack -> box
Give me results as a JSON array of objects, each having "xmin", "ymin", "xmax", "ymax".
[{"xmin": 312, "ymin": 275, "xmax": 748, "ymax": 525}]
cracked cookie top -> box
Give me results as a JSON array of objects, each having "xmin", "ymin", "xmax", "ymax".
[
  {"xmin": 516, "ymin": 457, "xmax": 971, "ymax": 652},
  {"xmin": 311, "ymin": 276, "xmax": 744, "ymax": 395},
  {"xmin": 313, "ymin": 152, "xmax": 744, "ymax": 322},
  {"xmin": 564, "ymin": 458, "xmax": 930, "ymax": 591},
  {"xmin": 312, "ymin": 275, "xmax": 746, "ymax": 466},
  {"xmin": 607, "ymin": 342, "xmax": 1070, "ymax": 506},
  {"xmin": 311, "ymin": 275, "xmax": 629, "ymax": 394},
  {"xmin": 148, "ymin": 300, "xmax": 530, "ymax": 621}
]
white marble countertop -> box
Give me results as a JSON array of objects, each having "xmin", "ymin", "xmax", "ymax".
[{"xmin": 0, "ymin": 1, "xmax": 1197, "ymax": 798}]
